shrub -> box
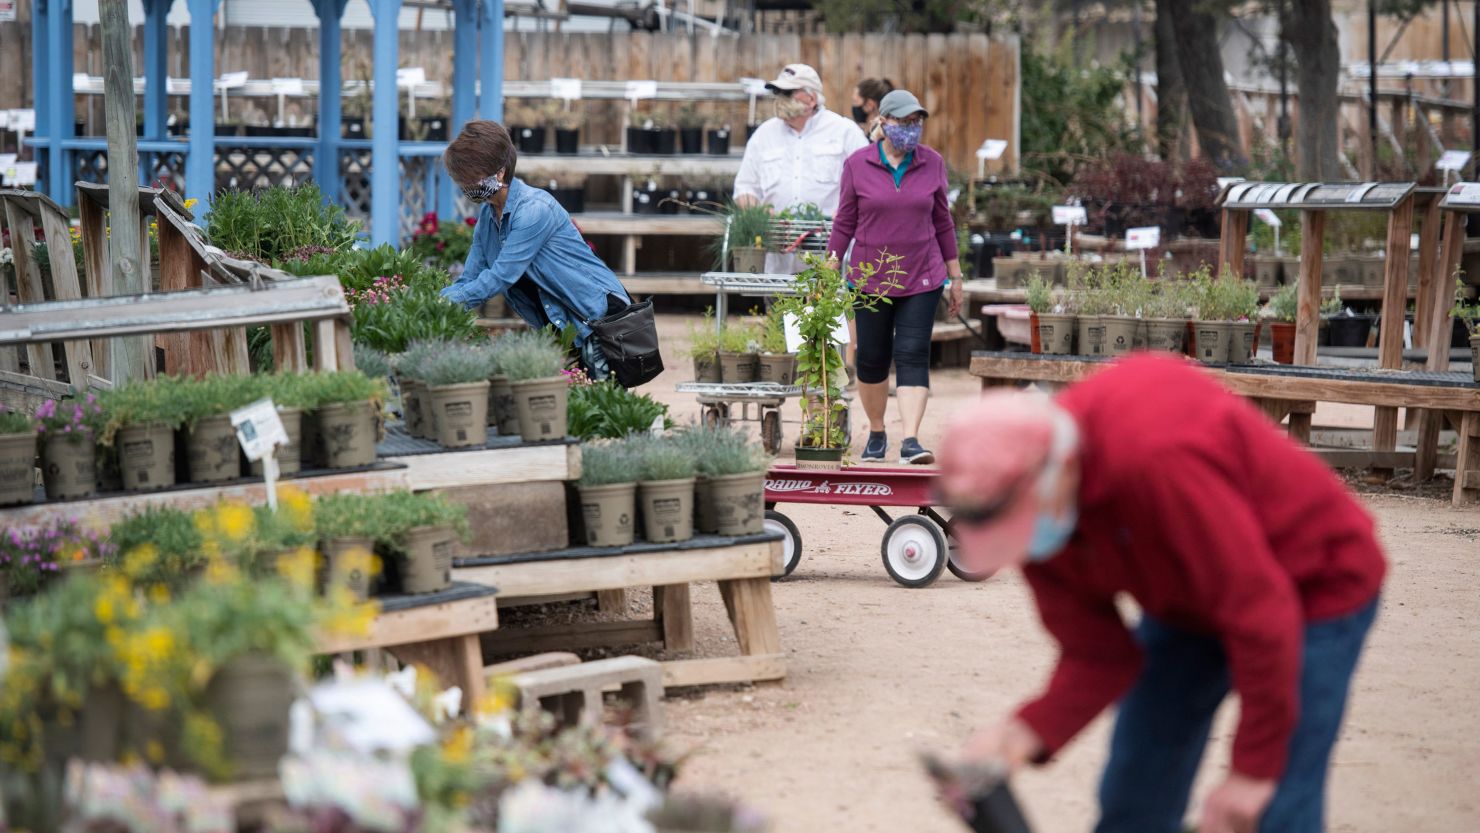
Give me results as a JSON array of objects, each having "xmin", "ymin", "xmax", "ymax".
[
  {"xmin": 688, "ymin": 309, "xmax": 722, "ymax": 359},
  {"xmin": 375, "ymin": 490, "xmax": 471, "ymax": 542},
  {"xmin": 106, "ymin": 505, "xmax": 205, "ymax": 585},
  {"xmin": 718, "ymin": 319, "xmax": 760, "ymax": 353},
  {"xmin": 420, "ymin": 343, "xmax": 497, "ymax": 387},
  {"xmin": 354, "ymin": 345, "xmax": 393, "ymax": 379},
  {"xmin": 677, "ymin": 423, "xmax": 768, "ymax": 476},
  {"xmin": 1267, "ymin": 283, "xmax": 1299, "ymax": 323},
  {"xmin": 495, "ymin": 329, "xmax": 566, "ymax": 382},
  {"xmin": 205, "ymin": 184, "xmax": 357, "ymax": 263},
  {"xmin": 567, "ymin": 381, "xmax": 671, "ymax": 440},
  {"xmin": 634, "ymin": 436, "xmax": 697, "ymax": 482},
  {"xmin": 1024, "ymin": 272, "xmax": 1054, "ymax": 314},
  {"xmin": 277, "ymin": 371, "xmax": 388, "ymax": 410},
  {"xmin": 578, "ymin": 439, "xmax": 638, "ymax": 487},
  {"xmin": 34, "ymin": 394, "xmax": 106, "ymax": 441},
  {"xmin": 0, "ymin": 405, "xmax": 34, "ymax": 434}
]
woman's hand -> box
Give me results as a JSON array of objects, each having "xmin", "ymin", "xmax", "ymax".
[
  {"xmin": 947, "ymin": 279, "xmax": 964, "ymax": 319},
  {"xmin": 1199, "ymin": 773, "xmax": 1276, "ymax": 833}
]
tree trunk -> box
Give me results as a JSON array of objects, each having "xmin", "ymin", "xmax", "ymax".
[
  {"xmin": 1288, "ymin": 0, "xmax": 1343, "ymax": 179},
  {"xmin": 1166, "ymin": 0, "xmax": 1247, "ymax": 170},
  {"xmin": 1154, "ymin": 0, "xmax": 1187, "ymax": 160}
]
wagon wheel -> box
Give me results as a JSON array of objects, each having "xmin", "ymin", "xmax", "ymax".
[
  {"xmin": 946, "ymin": 540, "xmax": 995, "ymax": 582},
  {"xmin": 880, "ymin": 515, "xmax": 947, "ymax": 588},
  {"xmin": 760, "ymin": 409, "xmax": 783, "ymax": 455},
  {"xmin": 765, "ymin": 509, "xmax": 803, "ymax": 579}
]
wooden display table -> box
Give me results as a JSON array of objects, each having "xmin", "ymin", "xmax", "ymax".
[
  {"xmin": 455, "ymin": 533, "xmax": 786, "ymax": 689},
  {"xmin": 968, "ymin": 351, "xmax": 1480, "ymax": 505},
  {"xmin": 377, "ymin": 427, "xmax": 581, "ymax": 491},
  {"xmin": 316, "ymin": 581, "xmax": 500, "ymax": 710}
]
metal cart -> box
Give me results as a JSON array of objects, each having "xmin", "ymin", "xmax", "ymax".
[{"xmin": 675, "ymin": 381, "xmax": 801, "ymax": 454}]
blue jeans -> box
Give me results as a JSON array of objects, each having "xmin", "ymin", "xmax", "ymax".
[{"xmin": 1095, "ymin": 598, "xmax": 1378, "ymax": 833}]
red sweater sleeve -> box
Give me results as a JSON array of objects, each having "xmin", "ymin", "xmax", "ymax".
[
  {"xmin": 1016, "ymin": 563, "xmax": 1144, "ymax": 759},
  {"xmin": 932, "ymin": 159, "xmax": 959, "ymax": 262},
  {"xmin": 1138, "ymin": 449, "xmax": 1304, "ymax": 780},
  {"xmin": 825, "ymin": 159, "xmax": 859, "ymax": 263}
]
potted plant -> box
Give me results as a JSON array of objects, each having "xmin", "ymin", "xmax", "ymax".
[
  {"xmin": 677, "ymin": 105, "xmax": 705, "ymax": 154},
  {"xmin": 566, "ymin": 378, "xmax": 672, "ymax": 440},
  {"xmin": 248, "ymin": 373, "xmax": 310, "ymax": 477},
  {"xmin": 707, "ymin": 123, "xmax": 732, "ymax": 156},
  {"xmin": 553, "ymin": 107, "xmax": 581, "ymax": 154},
  {"xmin": 105, "ymin": 504, "xmax": 206, "ymax": 588},
  {"xmin": 1452, "ymin": 283, "xmax": 1480, "ymax": 383},
  {"xmin": 379, "ymin": 490, "xmax": 470, "ymax": 594},
  {"xmin": 688, "ymin": 310, "xmax": 722, "ymax": 383},
  {"xmin": 714, "ymin": 200, "xmax": 770, "ymax": 274},
  {"xmin": 0, "ymin": 519, "xmax": 108, "ymax": 600},
  {"xmin": 647, "ymin": 111, "xmax": 677, "ymax": 155},
  {"xmin": 507, "ymin": 104, "xmax": 546, "ymax": 154},
  {"xmin": 576, "ymin": 439, "xmax": 638, "ymax": 547},
  {"xmin": 1068, "ymin": 264, "xmax": 1111, "ymax": 358},
  {"xmin": 497, "ymin": 329, "xmax": 571, "ymax": 442},
  {"xmin": 180, "ymin": 374, "xmax": 254, "ymax": 485},
  {"xmin": 298, "ymin": 371, "xmax": 387, "ymax": 469},
  {"xmin": 686, "ymin": 424, "xmax": 768, "ymax": 537},
  {"xmin": 1266, "ymin": 283, "xmax": 1299, "ymax": 365},
  {"xmin": 1100, "ymin": 263, "xmax": 1147, "ymax": 357},
  {"xmin": 1027, "ymin": 271, "xmax": 1075, "ymax": 355},
  {"xmin": 634, "ymin": 436, "xmax": 697, "ymax": 544},
  {"xmin": 100, "ymin": 377, "xmax": 184, "ymax": 492},
  {"xmin": 774, "ymin": 253, "xmax": 899, "ymax": 469},
  {"xmin": 1223, "ymin": 271, "xmax": 1261, "ymax": 364},
  {"xmin": 482, "ymin": 338, "xmax": 523, "ymax": 438},
  {"xmin": 313, "ymin": 493, "xmax": 386, "ymax": 600},
  {"xmin": 34, "ymin": 394, "xmax": 104, "ymax": 500},
  {"xmin": 1143, "ymin": 278, "xmax": 1191, "ymax": 354},
  {"xmin": 756, "ymin": 307, "xmax": 799, "ymax": 384},
  {"xmin": 395, "ymin": 340, "xmax": 440, "ymax": 440},
  {"xmin": 1187, "ymin": 265, "xmax": 1230, "ymax": 365},
  {"xmin": 717, "ymin": 319, "xmax": 760, "ymax": 383},
  {"xmin": 626, "ymin": 114, "xmax": 657, "ymax": 155},
  {"xmin": 421, "ymin": 343, "xmax": 495, "ymax": 449},
  {"xmin": 544, "ymin": 175, "xmax": 587, "ymax": 215}
]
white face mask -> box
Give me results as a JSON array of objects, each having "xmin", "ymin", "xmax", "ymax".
[{"xmin": 774, "ymin": 94, "xmax": 812, "ymax": 120}]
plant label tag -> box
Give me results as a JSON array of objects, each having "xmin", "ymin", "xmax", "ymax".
[
  {"xmin": 1438, "ymin": 150, "xmax": 1471, "ymax": 171},
  {"xmin": 272, "ymin": 77, "xmax": 305, "ymax": 95},
  {"xmin": 1254, "ymin": 208, "xmax": 1281, "ymax": 227},
  {"xmin": 231, "ymin": 398, "xmax": 289, "ymax": 462},
  {"xmin": 218, "ymin": 71, "xmax": 249, "ymax": 90},
  {"xmin": 0, "ymin": 153, "xmax": 15, "ymax": 170},
  {"xmin": 395, "ymin": 67, "xmax": 426, "ymax": 88},
  {"xmin": 625, "ymin": 80, "xmax": 658, "ymax": 101},
  {"xmin": 8, "ymin": 109, "xmax": 34, "ymax": 132},
  {"xmin": 1051, "ymin": 205, "xmax": 1086, "ymax": 226},
  {"xmin": 4, "ymin": 161, "xmax": 37, "ymax": 186},
  {"xmin": 739, "ymin": 77, "xmax": 771, "ymax": 96},
  {"xmin": 550, "ymin": 77, "xmax": 583, "ymax": 100},
  {"xmin": 782, "ymin": 313, "xmax": 850, "ymax": 354},
  {"xmin": 1125, "ymin": 226, "xmax": 1160, "ymax": 250},
  {"xmin": 1447, "ymin": 182, "xmax": 1480, "ymax": 205},
  {"xmin": 976, "ymin": 139, "xmax": 1008, "ymax": 160}
]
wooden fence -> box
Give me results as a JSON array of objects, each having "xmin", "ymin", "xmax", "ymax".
[{"xmin": 0, "ymin": 20, "xmax": 1020, "ymax": 175}]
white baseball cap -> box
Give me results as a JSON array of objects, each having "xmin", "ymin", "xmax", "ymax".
[{"xmin": 765, "ymin": 64, "xmax": 823, "ymax": 94}]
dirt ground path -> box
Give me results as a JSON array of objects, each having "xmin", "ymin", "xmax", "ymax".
[{"xmin": 643, "ymin": 314, "xmax": 1480, "ymax": 833}]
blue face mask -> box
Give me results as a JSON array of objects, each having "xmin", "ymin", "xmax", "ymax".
[
  {"xmin": 1025, "ymin": 456, "xmax": 1077, "ymax": 562},
  {"xmin": 882, "ymin": 121, "xmax": 923, "ymax": 154}
]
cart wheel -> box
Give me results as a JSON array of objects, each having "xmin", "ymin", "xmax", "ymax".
[
  {"xmin": 946, "ymin": 540, "xmax": 995, "ymax": 582},
  {"xmin": 765, "ymin": 510, "xmax": 803, "ymax": 579},
  {"xmin": 761, "ymin": 410, "xmax": 783, "ymax": 455},
  {"xmin": 880, "ymin": 515, "xmax": 947, "ymax": 588}
]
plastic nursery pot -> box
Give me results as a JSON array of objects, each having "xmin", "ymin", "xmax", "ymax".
[
  {"xmin": 1035, "ymin": 313, "xmax": 1077, "ymax": 355},
  {"xmin": 554, "ymin": 127, "xmax": 579, "ymax": 154},
  {"xmin": 578, "ymin": 482, "xmax": 637, "ymax": 547},
  {"xmin": 0, "ymin": 429, "xmax": 37, "ymax": 506},
  {"xmin": 795, "ymin": 446, "xmax": 844, "ymax": 471},
  {"xmin": 1101, "ymin": 315, "xmax": 1140, "ymax": 357},
  {"xmin": 731, "ymin": 247, "xmax": 766, "ymax": 275},
  {"xmin": 118, "ymin": 422, "xmax": 176, "ymax": 492},
  {"xmin": 679, "ymin": 126, "xmax": 704, "ymax": 154},
  {"xmin": 639, "ymin": 477, "xmax": 696, "ymax": 544},
  {"xmin": 251, "ymin": 407, "xmax": 304, "ymax": 478},
  {"xmin": 1192, "ymin": 321, "xmax": 1234, "ymax": 365},
  {"xmin": 489, "ymin": 375, "xmax": 522, "ymax": 437},
  {"xmin": 718, "ymin": 351, "xmax": 759, "ymax": 383},
  {"xmin": 317, "ymin": 401, "xmax": 379, "ymax": 469},
  {"xmin": 694, "ymin": 475, "xmax": 718, "ymax": 534},
  {"xmin": 401, "ymin": 379, "xmax": 428, "ymax": 439},
  {"xmin": 399, "ymin": 524, "xmax": 455, "ymax": 594},
  {"xmin": 706, "ymin": 128, "xmax": 731, "ymax": 155},
  {"xmin": 709, "ymin": 471, "xmax": 765, "ymax": 536},
  {"xmin": 1271, "ymin": 322, "xmax": 1297, "ymax": 365},
  {"xmin": 1227, "ymin": 321, "xmax": 1258, "ymax": 365},
  {"xmin": 1075, "ymin": 315, "xmax": 1107, "ymax": 357},
  {"xmin": 206, "ymin": 653, "xmax": 295, "ymax": 781},
  {"xmin": 187, "ymin": 414, "xmax": 243, "ymax": 484},
  {"xmin": 1327, "ymin": 315, "xmax": 1375, "ymax": 348},
  {"xmin": 510, "ymin": 377, "xmax": 570, "ymax": 442},
  {"xmin": 652, "ymin": 128, "xmax": 677, "ymax": 155},
  {"xmin": 1471, "ymin": 335, "xmax": 1480, "ymax": 384},
  {"xmin": 693, "ymin": 352, "xmax": 722, "ymax": 383},
  {"xmin": 513, "ymin": 125, "xmax": 546, "ymax": 154},
  {"xmin": 323, "ymin": 536, "xmax": 375, "ymax": 601},
  {"xmin": 1143, "ymin": 318, "xmax": 1187, "ymax": 354},
  {"xmin": 428, "ymin": 380, "xmax": 491, "ymax": 449},
  {"xmin": 756, "ymin": 353, "xmax": 799, "ymax": 385},
  {"xmin": 41, "ymin": 434, "xmax": 95, "ymax": 500},
  {"xmin": 626, "ymin": 126, "xmax": 655, "ymax": 154}
]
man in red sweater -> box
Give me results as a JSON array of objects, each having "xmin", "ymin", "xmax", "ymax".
[{"xmin": 937, "ymin": 355, "xmax": 1385, "ymax": 833}]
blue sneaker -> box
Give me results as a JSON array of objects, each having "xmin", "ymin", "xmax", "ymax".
[
  {"xmin": 861, "ymin": 431, "xmax": 888, "ymax": 461},
  {"xmin": 900, "ymin": 437, "xmax": 934, "ymax": 465}
]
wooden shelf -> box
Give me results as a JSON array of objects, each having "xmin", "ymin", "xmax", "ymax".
[
  {"xmin": 378, "ymin": 428, "xmax": 581, "ymax": 490},
  {"xmin": 620, "ymin": 272, "xmax": 712, "ymax": 294},
  {"xmin": 570, "ymin": 212, "xmax": 722, "ymax": 236},
  {"xmin": 962, "ymin": 279, "xmax": 1418, "ymax": 304}
]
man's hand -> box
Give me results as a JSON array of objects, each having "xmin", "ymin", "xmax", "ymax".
[
  {"xmin": 947, "ymin": 279, "xmax": 964, "ymax": 318},
  {"xmin": 959, "ymin": 717, "xmax": 1043, "ymax": 773},
  {"xmin": 1199, "ymin": 773, "xmax": 1276, "ymax": 833}
]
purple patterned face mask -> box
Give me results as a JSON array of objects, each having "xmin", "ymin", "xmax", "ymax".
[
  {"xmin": 462, "ymin": 173, "xmax": 505, "ymax": 204},
  {"xmin": 882, "ymin": 121, "xmax": 923, "ymax": 154}
]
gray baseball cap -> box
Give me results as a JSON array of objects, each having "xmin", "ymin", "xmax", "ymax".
[{"xmin": 878, "ymin": 90, "xmax": 929, "ymax": 119}]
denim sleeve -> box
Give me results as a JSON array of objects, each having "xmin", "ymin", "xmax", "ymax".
[{"xmin": 442, "ymin": 203, "xmax": 558, "ymax": 310}]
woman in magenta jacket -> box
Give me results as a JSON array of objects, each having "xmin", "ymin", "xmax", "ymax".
[{"xmin": 825, "ymin": 89, "xmax": 963, "ymax": 465}]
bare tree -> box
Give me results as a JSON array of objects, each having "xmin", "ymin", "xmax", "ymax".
[
  {"xmin": 1154, "ymin": 0, "xmax": 1187, "ymax": 159},
  {"xmin": 1164, "ymin": 0, "xmax": 1247, "ymax": 169},
  {"xmin": 1286, "ymin": 0, "xmax": 1342, "ymax": 178}
]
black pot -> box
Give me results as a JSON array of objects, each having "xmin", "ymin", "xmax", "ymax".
[
  {"xmin": 215, "ymin": 123, "xmax": 242, "ymax": 137},
  {"xmin": 1454, "ymin": 316, "xmax": 1474, "ymax": 349},
  {"xmin": 633, "ymin": 191, "xmax": 658, "ymax": 215},
  {"xmin": 419, "ymin": 116, "xmax": 448, "ymax": 141},
  {"xmin": 707, "ymin": 128, "xmax": 731, "ymax": 155},
  {"xmin": 513, "ymin": 125, "xmax": 546, "ymax": 154},
  {"xmin": 1327, "ymin": 315, "xmax": 1375, "ymax": 347},
  {"xmin": 652, "ymin": 128, "xmax": 677, "ymax": 155},
  {"xmin": 626, "ymin": 126, "xmax": 655, "ymax": 154},
  {"xmin": 342, "ymin": 118, "xmax": 366, "ymax": 139},
  {"xmin": 658, "ymin": 190, "xmax": 682, "ymax": 214},
  {"xmin": 679, "ymin": 126, "xmax": 703, "ymax": 154},
  {"xmin": 75, "ymin": 119, "xmax": 87, "ymax": 137},
  {"xmin": 554, "ymin": 127, "xmax": 579, "ymax": 154},
  {"xmin": 546, "ymin": 187, "xmax": 585, "ymax": 214}
]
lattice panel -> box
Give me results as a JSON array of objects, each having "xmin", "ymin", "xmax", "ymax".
[
  {"xmin": 339, "ymin": 150, "xmax": 373, "ymax": 220},
  {"xmin": 215, "ymin": 146, "xmax": 315, "ymax": 193},
  {"xmin": 148, "ymin": 153, "xmax": 187, "ymax": 193},
  {"xmin": 398, "ymin": 156, "xmax": 434, "ymax": 243},
  {"xmin": 73, "ymin": 150, "xmax": 109, "ymax": 184}
]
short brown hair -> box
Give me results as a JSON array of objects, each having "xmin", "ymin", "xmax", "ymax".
[
  {"xmin": 856, "ymin": 77, "xmax": 895, "ymax": 105},
  {"xmin": 443, "ymin": 120, "xmax": 518, "ymax": 187}
]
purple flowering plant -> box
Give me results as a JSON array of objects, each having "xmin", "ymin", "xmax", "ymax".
[
  {"xmin": 34, "ymin": 394, "xmax": 106, "ymax": 443},
  {"xmin": 0, "ymin": 518, "xmax": 113, "ymax": 596}
]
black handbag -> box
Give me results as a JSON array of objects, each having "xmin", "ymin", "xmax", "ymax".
[{"xmin": 587, "ymin": 298, "xmax": 664, "ymax": 388}]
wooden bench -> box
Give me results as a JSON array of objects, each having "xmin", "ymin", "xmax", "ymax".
[
  {"xmin": 969, "ymin": 351, "xmax": 1480, "ymax": 506},
  {"xmin": 511, "ymin": 655, "xmax": 665, "ymax": 740}
]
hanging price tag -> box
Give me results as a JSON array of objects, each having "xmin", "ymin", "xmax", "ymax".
[
  {"xmin": 1125, "ymin": 226, "xmax": 1161, "ymax": 250},
  {"xmin": 550, "ymin": 78, "xmax": 583, "ymax": 100},
  {"xmin": 625, "ymin": 80, "xmax": 658, "ymax": 101}
]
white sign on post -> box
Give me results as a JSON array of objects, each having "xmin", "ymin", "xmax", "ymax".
[
  {"xmin": 271, "ymin": 77, "xmax": 305, "ymax": 95},
  {"xmin": 1216, "ymin": 176, "xmax": 1246, "ymax": 189},
  {"xmin": 625, "ymin": 80, "xmax": 658, "ymax": 101},
  {"xmin": 550, "ymin": 78, "xmax": 583, "ymax": 100},
  {"xmin": 0, "ymin": 0, "xmax": 17, "ymax": 23},
  {"xmin": 1253, "ymin": 208, "xmax": 1281, "ymax": 227},
  {"xmin": 3, "ymin": 161, "xmax": 37, "ymax": 187},
  {"xmin": 1125, "ymin": 226, "xmax": 1161, "ymax": 250},
  {"xmin": 782, "ymin": 312, "xmax": 850, "ymax": 355},
  {"xmin": 1051, "ymin": 205, "xmax": 1087, "ymax": 226},
  {"xmin": 8, "ymin": 109, "xmax": 34, "ymax": 132},
  {"xmin": 231, "ymin": 398, "xmax": 289, "ymax": 508},
  {"xmin": 218, "ymin": 71, "xmax": 249, "ymax": 89},
  {"xmin": 395, "ymin": 68, "xmax": 426, "ymax": 88},
  {"xmin": 1437, "ymin": 150, "xmax": 1472, "ymax": 172},
  {"xmin": 976, "ymin": 139, "xmax": 1008, "ymax": 160},
  {"xmin": 739, "ymin": 77, "xmax": 770, "ymax": 97}
]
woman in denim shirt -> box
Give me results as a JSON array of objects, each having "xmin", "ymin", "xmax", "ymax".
[{"xmin": 440, "ymin": 121, "xmax": 631, "ymax": 377}]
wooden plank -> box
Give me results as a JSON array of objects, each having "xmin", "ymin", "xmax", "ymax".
[
  {"xmin": 313, "ymin": 319, "xmax": 338, "ymax": 372},
  {"xmin": 153, "ymin": 215, "xmax": 201, "ymax": 375},
  {"xmin": 654, "ymin": 583, "xmax": 694, "ymax": 653},
  {"xmin": 1456, "ymin": 412, "xmax": 1480, "ymax": 505},
  {"xmin": 479, "ymin": 619, "xmax": 663, "ymax": 655},
  {"xmin": 484, "ymin": 652, "xmax": 581, "ymax": 678},
  {"xmin": 36, "ymin": 209, "xmax": 96, "ymax": 389},
  {"xmin": 454, "ymin": 540, "xmax": 778, "ymax": 597},
  {"xmin": 661, "ymin": 653, "xmax": 786, "ymax": 688},
  {"xmin": 1416, "ymin": 210, "xmax": 1466, "ymax": 480},
  {"xmin": 334, "ymin": 319, "xmax": 356, "ymax": 371},
  {"xmin": 718, "ymin": 576, "xmax": 781, "ymax": 656},
  {"xmin": 1294, "ymin": 210, "xmax": 1327, "ymax": 366},
  {"xmin": 385, "ymin": 633, "xmax": 486, "ymax": 712},
  {"xmin": 382, "ymin": 443, "xmax": 579, "ymax": 490},
  {"xmin": 620, "ymin": 274, "xmax": 710, "ymax": 295},
  {"xmin": 1414, "ymin": 194, "xmax": 1443, "ymax": 345},
  {"xmin": 595, "ymin": 588, "xmax": 628, "ymax": 613},
  {"xmin": 1374, "ymin": 197, "xmax": 1416, "ymax": 476},
  {"xmin": 76, "ymin": 194, "xmax": 111, "ymax": 379},
  {"xmin": 567, "ymin": 213, "xmax": 722, "ymax": 236},
  {"xmin": 272, "ymin": 323, "xmax": 308, "ymax": 372},
  {"xmin": 319, "ymin": 594, "xmax": 500, "ymax": 654},
  {"xmin": 4, "ymin": 197, "xmax": 55, "ymax": 379}
]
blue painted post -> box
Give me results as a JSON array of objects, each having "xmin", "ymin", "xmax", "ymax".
[
  {"xmin": 369, "ymin": 0, "xmax": 403, "ymax": 245},
  {"xmin": 478, "ymin": 0, "xmax": 504, "ymax": 122},
  {"xmin": 31, "ymin": 0, "xmax": 49, "ymax": 171},
  {"xmin": 45, "ymin": 0, "xmax": 75, "ymax": 202},
  {"xmin": 443, "ymin": 0, "xmax": 477, "ymax": 219},
  {"xmin": 142, "ymin": 0, "xmax": 171, "ymax": 184},
  {"xmin": 184, "ymin": 0, "xmax": 217, "ymax": 205},
  {"xmin": 314, "ymin": 0, "xmax": 347, "ymax": 203}
]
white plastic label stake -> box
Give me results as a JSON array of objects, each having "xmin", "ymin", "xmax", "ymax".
[
  {"xmin": 395, "ymin": 68, "xmax": 426, "ymax": 88},
  {"xmin": 231, "ymin": 398, "xmax": 289, "ymax": 462},
  {"xmin": 1437, "ymin": 150, "xmax": 1471, "ymax": 172},
  {"xmin": 1253, "ymin": 208, "xmax": 1281, "ymax": 227},
  {"xmin": 782, "ymin": 313, "xmax": 850, "ymax": 354},
  {"xmin": 271, "ymin": 77, "xmax": 305, "ymax": 95},
  {"xmin": 739, "ymin": 77, "xmax": 770, "ymax": 97},
  {"xmin": 4, "ymin": 162, "xmax": 37, "ymax": 186},
  {"xmin": 1447, "ymin": 182, "xmax": 1480, "ymax": 204},
  {"xmin": 9, "ymin": 109, "xmax": 34, "ymax": 132},
  {"xmin": 550, "ymin": 78, "xmax": 583, "ymax": 100},
  {"xmin": 1125, "ymin": 226, "xmax": 1161, "ymax": 250},
  {"xmin": 1051, "ymin": 205, "xmax": 1087, "ymax": 226},
  {"xmin": 977, "ymin": 139, "xmax": 1008, "ymax": 160},
  {"xmin": 218, "ymin": 71, "xmax": 249, "ymax": 90},
  {"xmin": 625, "ymin": 80, "xmax": 658, "ymax": 101}
]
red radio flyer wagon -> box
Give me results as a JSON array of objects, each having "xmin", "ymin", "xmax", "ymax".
[{"xmin": 763, "ymin": 464, "xmax": 994, "ymax": 588}]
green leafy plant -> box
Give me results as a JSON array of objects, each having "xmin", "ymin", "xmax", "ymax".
[
  {"xmin": 99, "ymin": 376, "xmax": 190, "ymax": 439},
  {"xmin": 420, "ymin": 343, "xmax": 497, "ymax": 387},
  {"xmin": 494, "ymin": 329, "xmax": 566, "ymax": 382},
  {"xmin": 281, "ymin": 371, "xmax": 389, "ymax": 410},
  {"xmin": 406, "ymin": 213, "xmax": 476, "ymax": 271},
  {"xmin": 374, "ymin": 490, "xmax": 471, "ymax": 542},
  {"xmin": 33, "ymin": 393, "xmax": 106, "ymax": 442},
  {"xmin": 395, "ymin": 339, "xmax": 446, "ymax": 381},
  {"xmin": 567, "ymin": 380, "xmax": 671, "ymax": 440},
  {"xmin": 1, "ymin": 519, "xmax": 112, "ymax": 597},
  {"xmin": 205, "ymin": 184, "xmax": 358, "ymax": 263},
  {"xmin": 1024, "ymin": 272, "xmax": 1054, "ymax": 314},
  {"xmin": 760, "ymin": 307, "xmax": 789, "ymax": 354},
  {"xmin": 633, "ymin": 436, "xmax": 697, "ymax": 482},
  {"xmin": 717, "ymin": 319, "xmax": 760, "ymax": 353},
  {"xmin": 1322, "ymin": 287, "xmax": 1347, "ymax": 317},
  {"xmin": 704, "ymin": 200, "xmax": 772, "ymax": 267},
  {"xmin": 677, "ymin": 422, "xmax": 768, "ymax": 476},
  {"xmin": 0, "ymin": 404, "xmax": 34, "ymax": 434},
  {"xmin": 577, "ymin": 439, "xmax": 638, "ymax": 487},
  {"xmin": 354, "ymin": 345, "xmax": 393, "ymax": 379},
  {"xmin": 105, "ymin": 505, "xmax": 206, "ymax": 586},
  {"xmin": 1145, "ymin": 279, "xmax": 1194, "ymax": 319},
  {"xmin": 688, "ymin": 309, "xmax": 721, "ymax": 359},
  {"xmin": 1266, "ymin": 283, "xmax": 1299, "ymax": 323},
  {"xmin": 1451, "ymin": 278, "xmax": 1479, "ymax": 334}
]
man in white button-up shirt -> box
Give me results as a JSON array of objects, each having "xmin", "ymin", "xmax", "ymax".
[{"xmin": 733, "ymin": 63, "xmax": 869, "ymax": 276}]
